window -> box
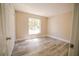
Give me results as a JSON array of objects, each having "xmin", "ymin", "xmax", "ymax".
[{"xmin": 28, "ymin": 18, "xmax": 41, "ymax": 35}]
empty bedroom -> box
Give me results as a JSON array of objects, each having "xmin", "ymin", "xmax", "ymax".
[
  {"xmin": 1, "ymin": 3, "xmax": 79, "ymax": 56},
  {"xmin": 12, "ymin": 3, "xmax": 74, "ymax": 56}
]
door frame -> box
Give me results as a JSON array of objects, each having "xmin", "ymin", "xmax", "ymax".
[
  {"xmin": 0, "ymin": 4, "xmax": 8, "ymax": 55},
  {"xmin": 68, "ymin": 3, "xmax": 79, "ymax": 56},
  {"xmin": 0, "ymin": 3, "xmax": 16, "ymax": 56}
]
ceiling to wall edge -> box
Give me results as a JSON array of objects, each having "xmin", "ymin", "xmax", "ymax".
[{"xmin": 14, "ymin": 4, "xmax": 74, "ymax": 18}]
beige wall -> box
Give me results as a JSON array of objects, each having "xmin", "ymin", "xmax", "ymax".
[
  {"xmin": 16, "ymin": 10, "xmax": 73, "ymax": 42},
  {"xmin": 15, "ymin": 11, "xmax": 48, "ymax": 41},
  {"xmin": 48, "ymin": 12, "xmax": 73, "ymax": 42}
]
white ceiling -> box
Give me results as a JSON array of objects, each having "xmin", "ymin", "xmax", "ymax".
[{"xmin": 14, "ymin": 3, "xmax": 74, "ymax": 17}]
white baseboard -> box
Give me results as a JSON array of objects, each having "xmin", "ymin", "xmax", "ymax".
[
  {"xmin": 47, "ymin": 35, "xmax": 70, "ymax": 43},
  {"xmin": 16, "ymin": 35, "xmax": 70, "ymax": 43},
  {"xmin": 16, "ymin": 35, "xmax": 47, "ymax": 41}
]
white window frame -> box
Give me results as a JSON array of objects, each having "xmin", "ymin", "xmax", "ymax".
[{"xmin": 28, "ymin": 17, "xmax": 41, "ymax": 35}]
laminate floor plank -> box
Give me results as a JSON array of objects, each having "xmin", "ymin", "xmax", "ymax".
[{"xmin": 12, "ymin": 37, "xmax": 69, "ymax": 56}]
